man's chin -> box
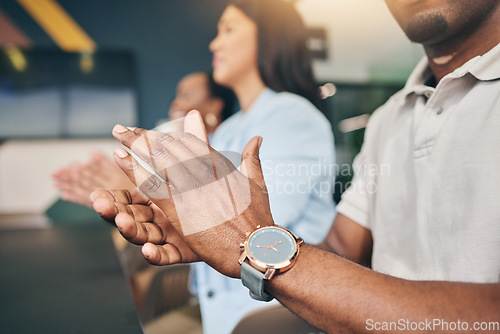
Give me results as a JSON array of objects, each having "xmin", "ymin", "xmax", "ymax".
[{"xmin": 404, "ymin": 12, "xmax": 448, "ymax": 44}]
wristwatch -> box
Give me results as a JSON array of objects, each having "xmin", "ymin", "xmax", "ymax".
[{"xmin": 238, "ymin": 225, "xmax": 303, "ymax": 301}]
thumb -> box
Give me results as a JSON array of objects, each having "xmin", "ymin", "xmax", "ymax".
[{"xmin": 240, "ymin": 136, "xmax": 267, "ymax": 191}]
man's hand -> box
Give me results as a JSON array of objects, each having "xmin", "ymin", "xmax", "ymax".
[
  {"xmin": 92, "ymin": 110, "xmax": 274, "ymax": 278},
  {"xmin": 91, "ymin": 187, "xmax": 199, "ymax": 265}
]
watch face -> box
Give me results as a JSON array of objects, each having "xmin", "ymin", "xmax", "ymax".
[{"xmin": 247, "ymin": 227, "xmax": 297, "ymax": 266}]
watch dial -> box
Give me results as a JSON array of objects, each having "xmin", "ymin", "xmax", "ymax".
[{"xmin": 248, "ymin": 228, "xmax": 296, "ymax": 264}]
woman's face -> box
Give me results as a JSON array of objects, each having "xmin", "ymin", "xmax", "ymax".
[{"xmin": 209, "ymin": 5, "xmax": 259, "ymax": 89}]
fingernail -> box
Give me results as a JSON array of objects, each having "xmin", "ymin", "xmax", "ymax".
[
  {"xmin": 113, "ymin": 124, "xmax": 128, "ymax": 133},
  {"xmin": 89, "ymin": 192, "xmax": 98, "ymax": 202},
  {"xmin": 115, "ymin": 147, "xmax": 129, "ymax": 158},
  {"xmin": 258, "ymin": 137, "xmax": 263, "ymax": 149}
]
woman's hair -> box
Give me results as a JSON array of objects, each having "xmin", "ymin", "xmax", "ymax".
[
  {"xmin": 231, "ymin": 0, "xmax": 323, "ymax": 111},
  {"xmin": 206, "ymin": 72, "xmax": 237, "ymax": 121}
]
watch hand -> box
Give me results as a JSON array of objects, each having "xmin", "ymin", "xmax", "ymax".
[
  {"xmin": 271, "ymin": 247, "xmax": 280, "ymax": 253},
  {"xmin": 258, "ymin": 240, "xmax": 283, "ymax": 248}
]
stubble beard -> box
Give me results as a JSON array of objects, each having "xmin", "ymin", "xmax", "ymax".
[{"xmin": 404, "ymin": 12, "xmax": 449, "ymax": 44}]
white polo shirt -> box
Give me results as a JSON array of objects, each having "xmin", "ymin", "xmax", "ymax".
[{"xmin": 337, "ymin": 43, "xmax": 500, "ymax": 283}]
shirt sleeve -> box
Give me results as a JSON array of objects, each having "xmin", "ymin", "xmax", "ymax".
[
  {"xmin": 335, "ymin": 149, "xmax": 371, "ymax": 229},
  {"xmin": 334, "ymin": 101, "xmax": 392, "ymax": 231}
]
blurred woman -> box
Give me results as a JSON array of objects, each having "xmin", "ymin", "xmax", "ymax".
[{"xmin": 191, "ymin": 1, "xmax": 336, "ymax": 333}]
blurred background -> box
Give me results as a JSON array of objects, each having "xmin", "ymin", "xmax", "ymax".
[
  {"xmin": 0, "ymin": 0, "xmax": 424, "ymax": 331},
  {"xmin": 0, "ymin": 0, "xmax": 423, "ymax": 224}
]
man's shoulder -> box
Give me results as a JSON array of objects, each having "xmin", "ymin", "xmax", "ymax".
[{"xmin": 366, "ymin": 88, "xmax": 408, "ymax": 128}]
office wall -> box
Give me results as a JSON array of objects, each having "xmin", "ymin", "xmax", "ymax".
[
  {"xmin": 297, "ymin": 0, "xmax": 424, "ymax": 83},
  {"xmin": 0, "ymin": 0, "xmax": 230, "ymax": 129}
]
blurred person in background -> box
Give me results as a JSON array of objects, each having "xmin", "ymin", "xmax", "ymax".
[{"xmin": 165, "ymin": 71, "xmax": 236, "ymax": 140}]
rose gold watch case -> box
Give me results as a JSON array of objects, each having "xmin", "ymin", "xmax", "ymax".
[{"xmin": 238, "ymin": 226, "xmax": 303, "ymax": 279}]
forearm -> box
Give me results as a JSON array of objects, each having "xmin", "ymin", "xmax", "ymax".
[
  {"xmin": 316, "ymin": 239, "xmax": 335, "ymax": 252},
  {"xmin": 317, "ymin": 213, "xmax": 373, "ymax": 266},
  {"xmin": 267, "ymin": 245, "xmax": 500, "ymax": 333}
]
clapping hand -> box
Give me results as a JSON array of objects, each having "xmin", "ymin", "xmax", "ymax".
[{"xmin": 91, "ymin": 110, "xmax": 274, "ymax": 278}]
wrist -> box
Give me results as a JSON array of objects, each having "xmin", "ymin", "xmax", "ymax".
[
  {"xmin": 264, "ymin": 243, "xmax": 312, "ymax": 299},
  {"xmin": 194, "ymin": 219, "xmax": 273, "ymax": 279}
]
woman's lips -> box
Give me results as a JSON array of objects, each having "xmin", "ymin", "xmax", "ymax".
[{"xmin": 212, "ymin": 55, "xmax": 223, "ymax": 66}]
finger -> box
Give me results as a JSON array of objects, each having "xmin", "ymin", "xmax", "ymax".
[
  {"xmin": 113, "ymin": 124, "xmax": 209, "ymax": 174},
  {"xmin": 91, "ymin": 188, "xmax": 154, "ymax": 227},
  {"xmin": 113, "ymin": 147, "xmax": 175, "ymax": 200},
  {"xmin": 151, "ymin": 132, "xmax": 206, "ymax": 173},
  {"xmin": 113, "ymin": 125, "xmax": 222, "ymax": 190},
  {"xmin": 90, "ymin": 187, "xmax": 147, "ymax": 204},
  {"xmin": 142, "ymin": 242, "xmax": 183, "ymax": 265},
  {"xmin": 162, "ymin": 132, "xmax": 224, "ymax": 185},
  {"xmin": 114, "ymin": 211, "xmax": 167, "ymax": 245},
  {"xmin": 168, "ymin": 132, "xmax": 236, "ymax": 183},
  {"xmin": 53, "ymin": 176, "xmax": 72, "ymax": 190},
  {"xmin": 112, "ymin": 125, "xmax": 165, "ymax": 169},
  {"xmin": 95, "ymin": 200, "xmax": 160, "ymax": 245},
  {"xmin": 114, "ymin": 145, "xmax": 231, "ymax": 238},
  {"xmin": 91, "ymin": 150, "xmax": 112, "ymax": 166},
  {"xmin": 69, "ymin": 164, "xmax": 95, "ymax": 191},
  {"xmin": 52, "ymin": 167, "xmax": 69, "ymax": 179},
  {"xmin": 92, "ymin": 151, "xmax": 124, "ymax": 177},
  {"xmin": 92, "ymin": 194, "xmax": 125, "ymax": 225},
  {"xmin": 240, "ymin": 136, "xmax": 267, "ymax": 191},
  {"xmin": 81, "ymin": 161, "xmax": 109, "ymax": 187},
  {"xmin": 90, "ymin": 188, "xmax": 151, "ymax": 217},
  {"xmin": 114, "ymin": 129, "xmax": 214, "ymax": 192},
  {"xmin": 112, "ymin": 126, "xmax": 185, "ymax": 183},
  {"xmin": 184, "ymin": 110, "xmax": 209, "ymax": 143}
]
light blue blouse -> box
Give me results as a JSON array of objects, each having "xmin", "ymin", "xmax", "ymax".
[{"xmin": 193, "ymin": 88, "xmax": 336, "ymax": 334}]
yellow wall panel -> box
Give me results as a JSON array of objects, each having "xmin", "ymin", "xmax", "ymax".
[{"xmin": 17, "ymin": 0, "xmax": 96, "ymax": 52}]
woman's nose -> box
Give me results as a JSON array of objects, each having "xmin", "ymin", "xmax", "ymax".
[{"xmin": 209, "ymin": 35, "xmax": 219, "ymax": 52}]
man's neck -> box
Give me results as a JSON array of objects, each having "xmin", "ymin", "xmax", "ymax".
[{"xmin": 424, "ymin": 7, "xmax": 500, "ymax": 83}]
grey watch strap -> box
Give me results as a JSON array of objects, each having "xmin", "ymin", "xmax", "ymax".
[{"xmin": 241, "ymin": 262, "xmax": 274, "ymax": 302}]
